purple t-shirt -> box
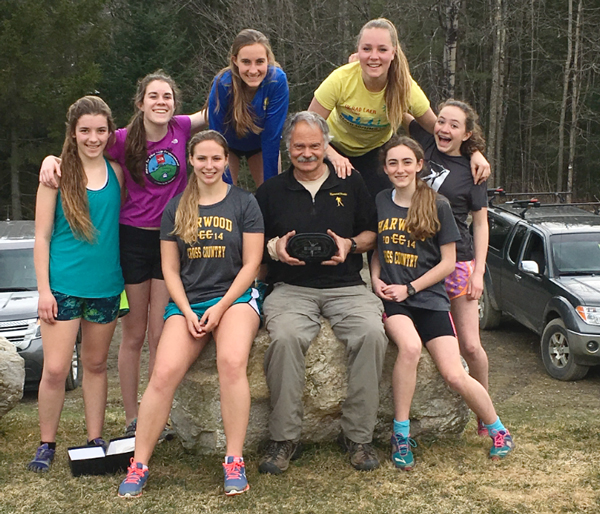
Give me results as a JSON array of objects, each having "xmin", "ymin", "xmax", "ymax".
[{"xmin": 107, "ymin": 115, "xmax": 192, "ymax": 228}]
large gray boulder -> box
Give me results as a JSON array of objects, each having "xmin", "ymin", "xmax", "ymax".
[
  {"xmin": 0, "ymin": 337, "xmax": 25, "ymax": 419},
  {"xmin": 171, "ymin": 321, "xmax": 470, "ymax": 454}
]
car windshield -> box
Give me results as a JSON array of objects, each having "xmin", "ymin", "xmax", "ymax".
[
  {"xmin": 551, "ymin": 233, "xmax": 600, "ymax": 275},
  {"xmin": 0, "ymin": 247, "xmax": 37, "ymax": 291}
]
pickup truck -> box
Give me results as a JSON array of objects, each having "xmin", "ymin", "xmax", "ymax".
[{"xmin": 480, "ymin": 194, "xmax": 600, "ymax": 380}]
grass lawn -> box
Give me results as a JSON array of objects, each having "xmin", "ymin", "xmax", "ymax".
[{"xmin": 1, "ymin": 319, "xmax": 599, "ymax": 514}]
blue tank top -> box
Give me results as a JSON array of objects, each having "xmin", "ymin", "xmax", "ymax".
[{"xmin": 49, "ymin": 160, "xmax": 124, "ymax": 298}]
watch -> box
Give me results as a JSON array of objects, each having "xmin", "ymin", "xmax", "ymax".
[
  {"xmin": 406, "ymin": 282, "xmax": 416, "ymax": 296},
  {"xmin": 349, "ymin": 238, "xmax": 357, "ymax": 254}
]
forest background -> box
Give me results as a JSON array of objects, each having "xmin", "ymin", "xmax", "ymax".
[{"xmin": 1, "ymin": 0, "xmax": 599, "ymax": 220}]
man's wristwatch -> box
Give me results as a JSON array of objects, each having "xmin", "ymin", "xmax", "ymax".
[
  {"xmin": 349, "ymin": 238, "xmax": 357, "ymax": 254},
  {"xmin": 406, "ymin": 282, "xmax": 417, "ymax": 296}
]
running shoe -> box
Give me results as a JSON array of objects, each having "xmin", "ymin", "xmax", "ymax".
[
  {"xmin": 118, "ymin": 460, "xmax": 149, "ymax": 498},
  {"xmin": 124, "ymin": 419, "xmax": 137, "ymax": 438},
  {"xmin": 87, "ymin": 437, "xmax": 108, "ymax": 452},
  {"xmin": 390, "ymin": 433, "xmax": 417, "ymax": 471},
  {"xmin": 489, "ymin": 429, "xmax": 515, "ymax": 460},
  {"xmin": 223, "ymin": 456, "xmax": 249, "ymax": 496},
  {"xmin": 27, "ymin": 443, "xmax": 55, "ymax": 473}
]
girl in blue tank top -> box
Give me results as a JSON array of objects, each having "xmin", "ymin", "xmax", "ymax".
[{"xmin": 28, "ymin": 96, "xmax": 124, "ymax": 473}]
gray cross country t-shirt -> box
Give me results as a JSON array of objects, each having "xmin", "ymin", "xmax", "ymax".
[
  {"xmin": 161, "ymin": 186, "xmax": 264, "ymax": 305},
  {"xmin": 376, "ymin": 189, "xmax": 460, "ymax": 311}
]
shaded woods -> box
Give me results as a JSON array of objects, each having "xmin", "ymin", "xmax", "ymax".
[{"xmin": 1, "ymin": 0, "xmax": 599, "ymax": 218}]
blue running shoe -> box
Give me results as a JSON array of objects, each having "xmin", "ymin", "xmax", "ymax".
[
  {"xmin": 118, "ymin": 460, "xmax": 149, "ymax": 498},
  {"xmin": 87, "ymin": 437, "xmax": 108, "ymax": 452},
  {"xmin": 27, "ymin": 443, "xmax": 55, "ymax": 473},
  {"xmin": 391, "ymin": 433, "xmax": 417, "ymax": 471},
  {"xmin": 223, "ymin": 456, "xmax": 249, "ymax": 496},
  {"xmin": 489, "ymin": 429, "xmax": 515, "ymax": 460}
]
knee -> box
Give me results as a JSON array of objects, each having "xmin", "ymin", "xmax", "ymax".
[
  {"xmin": 459, "ymin": 339, "xmax": 487, "ymax": 362},
  {"xmin": 442, "ymin": 368, "xmax": 469, "ymax": 392},
  {"xmin": 217, "ymin": 353, "xmax": 248, "ymax": 382},
  {"xmin": 41, "ymin": 364, "xmax": 69, "ymax": 387},
  {"xmin": 147, "ymin": 363, "xmax": 179, "ymax": 393},
  {"xmin": 82, "ymin": 358, "xmax": 107, "ymax": 376},
  {"xmin": 398, "ymin": 343, "xmax": 421, "ymax": 366}
]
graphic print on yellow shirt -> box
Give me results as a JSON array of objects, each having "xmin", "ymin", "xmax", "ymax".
[{"xmin": 314, "ymin": 61, "xmax": 430, "ymax": 156}]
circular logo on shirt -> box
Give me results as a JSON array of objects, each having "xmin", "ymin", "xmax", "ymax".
[{"xmin": 145, "ymin": 150, "xmax": 180, "ymax": 185}]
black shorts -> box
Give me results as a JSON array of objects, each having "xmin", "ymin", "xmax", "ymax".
[
  {"xmin": 331, "ymin": 142, "xmax": 391, "ymax": 199},
  {"xmin": 229, "ymin": 146, "xmax": 262, "ymax": 160},
  {"xmin": 119, "ymin": 224, "xmax": 163, "ymax": 284},
  {"xmin": 383, "ymin": 301, "xmax": 456, "ymax": 344}
]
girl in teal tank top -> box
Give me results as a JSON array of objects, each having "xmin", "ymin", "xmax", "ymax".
[{"xmin": 28, "ymin": 96, "xmax": 125, "ymax": 473}]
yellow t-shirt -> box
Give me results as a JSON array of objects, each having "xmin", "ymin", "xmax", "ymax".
[{"xmin": 314, "ymin": 61, "xmax": 430, "ymax": 156}]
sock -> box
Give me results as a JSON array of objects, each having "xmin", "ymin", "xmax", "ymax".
[
  {"xmin": 393, "ymin": 419, "xmax": 410, "ymax": 439},
  {"xmin": 484, "ymin": 417, "xmax": 506, "ymax": 435},
  {"xmin": 225, "ymin": 455, "xmax": 244, "ymax": 464},
  {"xmin": 41, "ymin": 441, "xmax": 56, "ymax": 450}
]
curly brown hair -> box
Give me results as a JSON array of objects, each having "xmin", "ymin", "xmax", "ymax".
[{"xmin": 437, "ymin": 99, "xmax": 486, "ymax": 156}]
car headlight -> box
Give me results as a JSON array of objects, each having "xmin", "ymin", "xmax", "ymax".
[
  {"xmin": 20, "ymin": 319, "xmax": 41, "ymax": 350},
  {"xmin": 576, "ymin": 306, "xmax": 600, "ymax": 326}
]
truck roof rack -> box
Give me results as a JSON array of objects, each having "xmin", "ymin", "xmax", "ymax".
[{"xmin": 487, "ymin": 188, "xmax": 600, "ymax": 217}]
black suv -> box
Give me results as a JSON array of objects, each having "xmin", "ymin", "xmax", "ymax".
[{"xmin": 480, "ymin": 192, "xmax": 600, "ymax": 381}]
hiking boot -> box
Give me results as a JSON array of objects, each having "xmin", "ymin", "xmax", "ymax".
[
  {"xmin": 489, "ymin": 429, "xmax": 515, "ymax": 460},
  {"xmin": 258, "ymin": 440, "xmax": 302, "ymax": 475},
  {"xmin": 390, "ymin": 433, "xmax": 417, "ymax": 471},
  {"xmin": 87, "ymin": 437, "xmax": 108, "ymax": 452},
  {"xmin": 158, "ymin": 422, "xmax": 176, "ymax": 443},
  {"xmin": 27, "ymin": 443, "xmax": 55, "ymax": 473},
  {"xmin": 118, "ymin": 459, "xmax": 149, "ymax": 498},
  {"xmin": 477, "ymin": 418, "xmax": 488, "ymax": 437},
  {"xmin": 124, "ymin": 419, "xmax": 137, "ymax": 438},
  {"xmin": 223, "ymin": 456, "xmax": 249, "ymax": 495},
  {"xmin": 337, "ymin": 433, "xmax": 379, "ymax": 471}
]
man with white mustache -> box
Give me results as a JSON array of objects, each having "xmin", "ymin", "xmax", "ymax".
[{"xmin": 255, "ymin": 111, "xmax": 388, "ymax": 474}]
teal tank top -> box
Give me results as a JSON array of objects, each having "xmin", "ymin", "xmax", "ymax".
[{"xmin": 49, "ymin": 160, "xmax": 124, "ymax": 298}]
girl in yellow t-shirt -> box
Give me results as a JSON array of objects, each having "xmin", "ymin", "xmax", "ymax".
[{"xmin": 309, "ymin": 18, "xmax": 489, "ymax": 198}]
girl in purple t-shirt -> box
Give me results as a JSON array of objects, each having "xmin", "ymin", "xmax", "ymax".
[{"xmin": 39, "ymin": 71, "xmax": 206, "ymax": 437}]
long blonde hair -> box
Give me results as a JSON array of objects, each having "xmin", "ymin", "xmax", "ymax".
[
  {"xmin": 357, "ymin": 18, "xmax": 412, "ymax": 132},
  {"xmin": 59, "ymin": 96, "xmax": 115, "ymax": 242},
  {"xmin": 125, "ymin": 70, "xmax": 180, "ymax": 187},
  {"xmin": 381, "ymin": 136, "xmax": 440, "ymax": 240},
  {"xmin": 172, "ymin": 130, "xmax": 229, "ymax": 244},
  {"xmin": 210, "ymin": 29, "xmax": 278, "ymax": 138}
]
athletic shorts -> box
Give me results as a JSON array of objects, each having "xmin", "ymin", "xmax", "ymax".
[
  {"xmin": 229, "ymin": 146, "xmax": 262, "ymax": 160},
  {"xmin": 445, "ymin": 260, "xmax": 475, "ymax": 300},
  {"xmin": 382, "ymin": 301, "xmax": 456, "ymax": 344},
  {"xmin": 119, "ymin": 224, "xmax": 163, "ymax": 284},
  {"xmin": 164, "ymin": 287, "xmax": 262, "ymax": 321},
  {"xmin": 52, "ymin": 290, "xmax": 120, "ymax": 323}
]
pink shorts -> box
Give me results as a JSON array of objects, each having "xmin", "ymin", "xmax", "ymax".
[{"xmin": 445, "ymin": 260, "xmax": 475, "ymax": 300}]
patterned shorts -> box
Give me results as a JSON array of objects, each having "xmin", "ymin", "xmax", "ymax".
[
  {"xmin": 445, "ymin": 260, "xmax": 475, "ymax": 300},
  {"xmin": 52, "ymin": 291, "xmax": 121, "ymax": 323}
]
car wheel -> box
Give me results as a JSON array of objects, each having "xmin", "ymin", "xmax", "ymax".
[
  {"xmin": 65, "ymin": 331, "xmax": 82, "ymax": 391},
  {"xmin": 479, "ymin": 285, "xmax": 502, "ymax": 330},
  {"xmin": 540, "ymin": 318, "xmax": 589, "ymax": 381}
]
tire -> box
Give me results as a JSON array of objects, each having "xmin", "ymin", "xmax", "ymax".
[
  {"xmin": 65, "ymin": 331, "xmax": 82, "ymax": 391},
  {"xmin": 479, "ymin": 285, "xmax": 502, "ymax": 330},
  {"xmin": 540, "ymin": 318, "xmax": 589, "ymax": 381}
]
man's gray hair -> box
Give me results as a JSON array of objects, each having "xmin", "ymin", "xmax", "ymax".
[{"xmin": 283, "ymin": 111, "xmax": 331, "ymax": 151}]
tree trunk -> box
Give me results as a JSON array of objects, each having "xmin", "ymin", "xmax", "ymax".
[
  {"xmin": 441, "ymin": 0, "xmax": 462, "ymax": 99},
  {"xmin": 557, "ymin": 0, "xmax": 573, "ymax": 192},
  {"xmin": 10, "ymin": 127, "xmax": 22, "ymax": 220},
  {"xmin": 488, "ymin": 0, "xmax": 506, "ymax": 187},
  {"xmin": 567, "ymin": 0, "xmax": 583, "ymax": 202}
]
